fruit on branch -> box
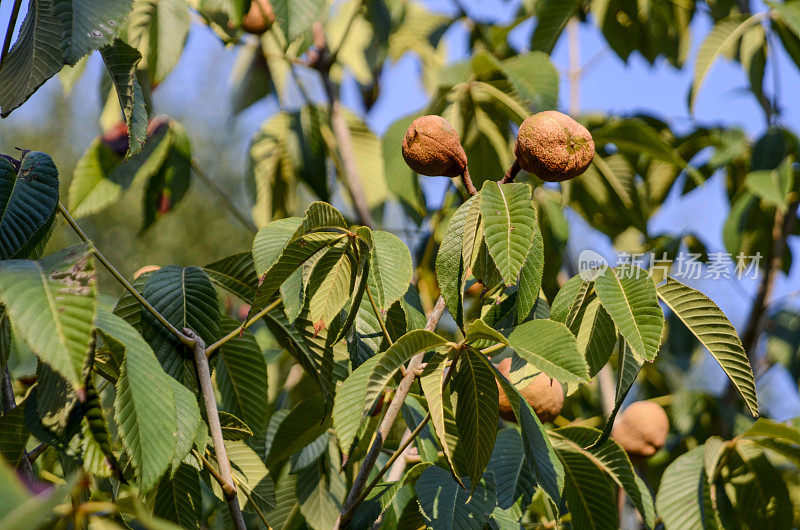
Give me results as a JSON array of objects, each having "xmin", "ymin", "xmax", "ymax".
[
  {"xmin": 402, "ymin": 115, "xmax": 468, "ymax": 179},
  {"xmin": 242, "ymin": 0, "xmax": 275, "ymax": 34},
  {"xmin": 611, "ymin": 400, "xmax": 669, "ymax": 458},
  {"xmin": 101, "ymin": 122, "xmax": 130, "ymax": 156},
  {"xmin": 495, "ymin": 357, "xmax": 564, "ymax": 423},
  {"xmin": 133, "ymin": 265, "xmax": 160, "ymax": 279},
  {"xmin": 514, "ymin": 111, "xmax": 594, "ymax": 182}
]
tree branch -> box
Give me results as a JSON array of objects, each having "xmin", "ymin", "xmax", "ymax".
[
  {"xmin": 205, "ymin": 298, "xmax": 282, "ymax": 357},
  {"xmin": 335, "ymin": 296, "xmax": 447, "ymax": 528},
  {"xmin": 187, "ymin": 330, "xmax": 246, "ymax": 530},
  {"xmin": 58, "ymin": 203, "xmax": 194, "ymax": 348}
]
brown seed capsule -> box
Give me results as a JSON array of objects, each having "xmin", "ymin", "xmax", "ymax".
[
  {"xmin": 495, "ymin": 357, "xmax": 564, "ymax": 424},
  {"xmin": 402, "ymin": 115, "xmax": 468, "ymax": 178},
  {"xmin": 611, "ymin": 400, "xmax": 669, "ymax": 459},
  {"xmin": 514, "ymin": 110, "xmax": 594, "ymax": 182},
  {"xmin": 242, "ymin": 0, "xmax": 275, "ymax": 35}
]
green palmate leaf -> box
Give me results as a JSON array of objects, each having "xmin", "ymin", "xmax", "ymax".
[
  {"xmin": 552, "ymin": 435, "xmax": 619, "ymax": 530},
  {"xmin": 415, "ymin": 465, "xmax": 497, "ymax": 529},
  {"xmin": 516, "ymin": 220, "xmax": 544, "ymax": 321},
  {"xmin": 53, "ymin": 0, "xmax": 133, "ymax": 65},
  {"xmin": 203, "ymin": 252, "xmax": 258, "ymax": 304},
  {"xmin": 216, "ymin": 317, "xmax": 269, "ymax": 438},
  {"xmin": 141, "ymin": 266, "xmax": 219, "ymax": 385},
  {"xmin": 153, "ymin": 463, "xmax": 202, "ymax": 529},
  {"xmin": 363, "ymin": 330, "xmax": 447, "ymax": 416},
  {"xmin": 419, "ymin": 350, "xmax": 460, "ymax": 477},
  {"xmin": 507, "ymin": 319, "xmax": 589, "ymax": 384},
  {"xmin": 450, "ymin": 347, "xmax": 499, "ymax": 489},
  {"xmin": 689, "ymin": 14, "xmax": 762, "ymax": 113},
  {"xmin": 67, "ymin": 139, "xmax": 124, "ymax": 218},
  {"xmin": 307, "ymin": 239, "xmax": 357, "ymax": 331},
  {"xmin": 743, "ymin": 417, "xmax": 800, "ymax": 444},
  {"xmin": 550, "ymin": 275, "xmax": 592, "ymax": 325},
  {"xmin": 745, "ymin": 156, "xmax": 795, "ymax": 210},
  {"xmin": 346, "ymin": 293, "xmax": 384, "ymax": 368},
  {"xmin": 293, "ymin": 200, "xmax": 349, "ymax": 236},
  {"xmin": 224, "ymin": 440, "xmax": 276, "ymax": 514},
  {"xmin": 140, "ymin": 121, "xmax": 192, "ymax": 230},
  {"xmin": 333, "ymin": 356, "xmax": 379, "ymax": 457},
  {"xmin": 272, "ymin": 0, "xmax": 325, "ymax": 41},
  {"xmin": 656, "ymin": 446, "xmax": 718, "ymax": 530},
  {"xmin": 98, "ymin": 307, "xmax": 177, "ymax": 492},
  {"xmin": 590, "ymin": 339, "xmax": 642, "ymax": 449},
  {"xmin": 100, "ymin": 39, "xmax": 148, "ymax": 155},
  {"xmin": 657, "ymin": 278, "xmax": 758, "ymax": 417},
  {"xmin": 296, "ymin": 456, "xmax": 346, "ymax": 530},
  {"xmin": 0, "ymin": 0, "xmax": 64, "ymax": 117},
  {"xmin": 252, "ymin": 216, "xmax": 302, "ymax": 276},
  {"xmin": 595, "ymin": 265, "xmax": 664, "ymax": 362},
  {"xmin": 168, "ymin": 376, "xmax": 204, "ymax": 470},
  {"xmin": 480, "ymin": 355, "xmax": 564, "ymax": 506},
  {"xmin": 266, "ymin": 467, "xmax": 301, "ymax": 529},
  {"xmin": 0, "ymin": 151, "xmax": 59, "ymax": 260},
  {"xmin": 265, "ymin": 394, "xmax": 329, "ymax": 467},
  {"xmin": 436, "ymin": 196, "xmax": 477, "ymax": 330},
  {"xmin": 479, "ymin": 181, "xmax": 536, "ymax": 286},
  {"xmin": 730, "ymin": 441, "xmax": 793, "ymax": 528},
  {"xmin": 0, "ymin": 244, "xmax": 96, "ymax": 388},
  {"xmin": 127, "ymin": 0, "xmax": 191, "ymax": 83},
  {"xmin": 551, "ymin": 426, "xmax": 655, "ymax": 527},
  {"xmin": 81, "ymin": 377, "xmax": 119, "ymax": 477},
  {"xmin": 529, "ymin": 0, "xmax": 581, "ymax": 54},
  {"xmin": 368, "ymin": 231, "xmax": 413, "ymax": 311}
]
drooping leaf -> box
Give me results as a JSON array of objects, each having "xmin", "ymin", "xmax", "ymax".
[
  {"xmin": 272, "ymin": 0, "xmax": 326, "ymax": 41},
  {"xmin": 0, "ymin": 0, "xmax": 64, "ymax": 117},
  {"xmin": 98, "ymin": 307, "xmax": 177, "ymax": 492},
  {"xmin": 487, "ymin": 428, "xmax": 536, "ymax": 509},
  {"xmin": 479, "ymin": 181, "xmax": 536, "ymax": 286},
  {"xmin": 307, "ymin": 240, "xmax": 357, "ymax": 331},
  {"xmin": 529, "ymin": 0, "xmax": 580, "ymax": 54},
  {"xmin": 0, "ymin": 243, "xmax": 96, "ymax": 388},
  {"xmin": 216, "ymin": 316, "xmax": 269, "ymax": 438},
  {"xmin": 507, "ymin": 319, "xmax": 589, "ymax": 384},
  {"xmin": 265, "ymin": 394, "xmax": 329, "ymax": 467},
  {"xmin": 100, "ymin": 39, "xmax": 148, "ymax": 155},
  {"xmin": 252, "ymin": 216, "xmax": 303, "ymax": 276},
  {"xmin": 0, "ymin": 403, "xmax": 29, "ymax": 466},
  {"xmin": 368, "ymin": 231, "xmax": 413, "ymax": 312},
  {"xmin": 127, "ymin": 0, "xmax": 191, "ymax": 83},
  {"xmin": 224, "ymin": 440, "xmax": 277, "ymax": 514},
  {"xmin": 415, "ymin": 465, "xmax": 497, "ymax": 529},
  {"xmin": 0, "ymin": 151, "xmax": 60, "ymax": 260},
  {"xmin": 436, "ymin": 196, "xmax": 477, "ymax": 330},
  {"xmin": 595, "ymin": 265, "xmax": 664, "ymax": 362},
  {"xmin": 153, "ymin": 463, "xmax": 202, "ymax": 529},
  {"xmin": 450, "ymin": 347, "xmax": 499, "ymax": 489},
  {"xmin": 333, "ymin": 353, "xmax": 380, "ymax": 455},
  {"xmin": 590, "ymin": 339, "xmax": 642, "ymax": 449},
  {"xmin": 657, "ymin": 277, "xmax": 757, "ymax": 417},
  {"xmin": 516, "ymin": 220, "xmax": 544, "ymax": 321},
  {"xmin": 499, "ymin": 52, "xmax": 559, "ymax": 111},
  {"xmin": 53, "ymin": 0, "xmax": 133, "ymax": 65}
]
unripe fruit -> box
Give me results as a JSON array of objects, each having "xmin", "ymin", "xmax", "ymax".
[
  {"xmin": 495, "ymin": 357, "xmax": 564, "ymax": 423},
  {"xmin": 133, "ymin": 265, "xmax": 160, "ymax": 279},
  {"xmin": 611, "ymin": 400, "xmax": 669, "ymax": 459},
  {"xmin": 402, "ymin": 115, "xmax": 468, "ymax": 178},
  {"xmin": 101, "ymin": 122, "xmax": 130, "ymax": 156},
  {"xmin": 242, "ymin": 0, "xmax": 275, "ymax": 34},
  {"xmin": 514, "ymin": 111, "xmax": 594, "ymax": 182}
]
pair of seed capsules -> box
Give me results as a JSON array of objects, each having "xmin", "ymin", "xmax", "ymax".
[{"xmin": 401, "ymin": 111, "xmax": 595, "ymax": 185}]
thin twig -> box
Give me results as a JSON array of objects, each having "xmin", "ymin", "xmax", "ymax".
[
  {"xmin": 0, "ymin": 0, "xmax": 23, "ymax": 70},
  {"xmin": 57, "ymin": 203, "xmax": 193, "ymax": 348},
  {"xmin": 366, "ymin": 285, "xmax": 393, "ymax": 346},
  {"xmin": 335, "ymin": 296, "xmax": 448, "ymax": 528},
  {"xmin": 190, "ymin": 159, "xmax": 257, "ymax": 233},
  {"xmin": 188, "ymin": 331, "xmax": 246, "ymax": 530},
  {"xmin": 205, "ymin": 298, "xmax": 282, "ymax": 357}
]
